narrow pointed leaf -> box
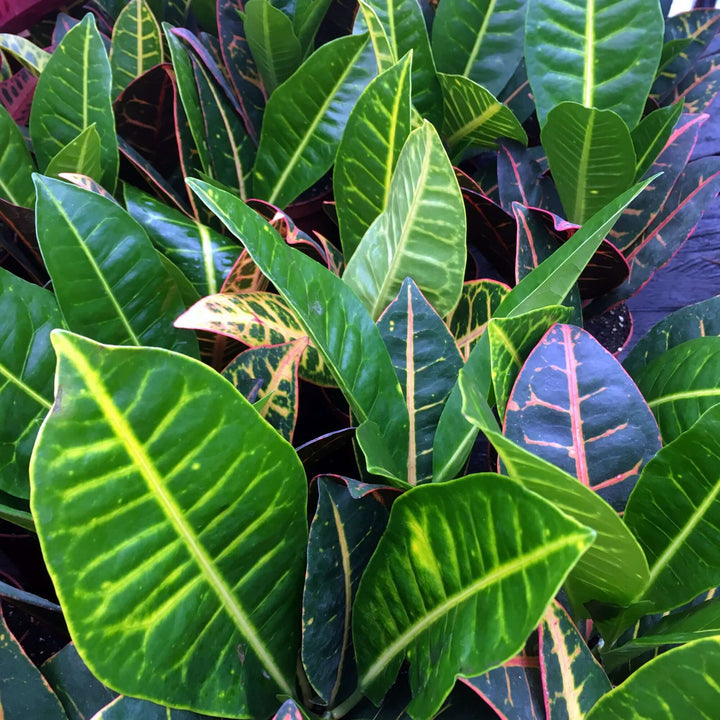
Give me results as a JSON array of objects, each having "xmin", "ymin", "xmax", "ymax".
[
  {"xmin": 0, "ymin": 104, "xmax": 35, "ymax": 207},
  {"xmin": 432, "ymin": 0, "xmax": 528, "ymax": 96},
  {"xmin": 45, "ymin": 125, "xmax": 102, "ymax": 184},
  {"xmin": 377, "ymin": 278, "xmax": 463, "ymax": 485},
  {"xmin": 354, "ymin": 474, "xmax": 594, "ymax": 720},
  {"xmin": 110, "ymin": 0, "xmax": 163, "ymax": 99},
  {"xmin": 302, "ymin": 478, "xmax": 389, "ymax": 704},
  {"xmin": 632, "ymin": 336, "xmax": 720, "ymax": 443},
  {"xmin": 34, "ymin": 176, "xmax": 197, "ymax": 356},
  {"xmin": 188, "ymin": 180, "xmax": 410, "ymax": 482},
  {"xmin": 539, "ymin": 601, "xmax": 611, "ymax": 719},
  {"xmin": 541, "ymin": 103, "xmax": 635, "ymax": 224},
  {"xmin": 245, "ymin": 0, "xmax": 302, "ymax": 95},
  {"xmin": 439, "ymin": 73, "xmax": 527, "ymax": 156},
  {"xmin": 525, "ymin": 0, "xmax": 664, "ymax": 128},
  {"xmin": 631, "ymin": 102, "xmax": 683, "ymax": 182},
  {"xmin": 586, "ymin": 638, "xmax": 720, "ymax": 720},
  {"xmin": 343, "ymin": 122, "xmax": 466, "ymax": 319},
  {"xmin": 31, "ymin": 331, "xmax": 307, "ymax": 717},
  {"xmin": 253, "ymin": 33, "xmax": 376, "ymax": 208},
  {"xmin": 0, "ymin": 269, "xmax": 61, "ymax": 499},
  {"xmin": 335, "ymin": 54, "xmax": 412, "ymax": 260},
  {"xmin": 29, "ymin": 15, "xmax": 119, "ymax": 192}
]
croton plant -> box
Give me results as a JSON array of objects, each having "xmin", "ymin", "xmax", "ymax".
[{"xmin": 2, "ymin": 0, "xmax": 720, "ymax": 718}]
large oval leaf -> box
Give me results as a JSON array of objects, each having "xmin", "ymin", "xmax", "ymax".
[
  {"xmin": 343, "ymin": 122, "xmax": 466, "ymax": 320},
  {"xmin": 31, "ymin": 331, "xmax": 308, "ymax": 718},
  {"xmin": 525, "ymin": 0, "xmax": 664, "ymax": 128},
  {"xmin": 353, "ymin": 474, "xmax": 594, "ymax": 720}
]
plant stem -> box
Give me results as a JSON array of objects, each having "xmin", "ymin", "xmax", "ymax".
[{"xmin": 330, "ymin": 688, "xmax": 364, "ymax": 719}]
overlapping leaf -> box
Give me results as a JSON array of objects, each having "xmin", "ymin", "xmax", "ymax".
[
  {"xmin": 45, "ymin": 125, "xmax": 102, "ymax": 184},
  {"xmin": 0, "ymin": 34, "xmax": 50, "ymax": 74},
  {"xmin": 631, "ymin": 102, "xmax": 683, "ymax": 182},
  {"xmin": 31, "ymin": 331, "xmax": 308, "ymax": 718},
  {"xmin": 0, "ymin": 104, "xmax": 35, "ymax": 208}
]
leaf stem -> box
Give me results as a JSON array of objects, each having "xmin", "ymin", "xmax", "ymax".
[{"xmin": 330, "ymin": 688, "xmax": 364, "ymax": 719}]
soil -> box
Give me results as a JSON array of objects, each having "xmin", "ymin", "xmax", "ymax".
[{"xmin": 584, "ymin": 303, "xmax": 632, "ymax": 355}]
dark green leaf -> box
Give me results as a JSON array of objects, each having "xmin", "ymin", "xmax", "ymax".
[
  {"xmin": 631, "ymin": 102, "xmax": 683, "ymax": 182},
  {"xmin": 45, "ymin": 125, "xmax": 103, "ymax": 185},
  {"xmin": 0, "ymin": 104, "xmax": 35, "ymax": 207},
  {"xmin": 294, "ymin": 0, "xmax": 333, "ymax": 54}
]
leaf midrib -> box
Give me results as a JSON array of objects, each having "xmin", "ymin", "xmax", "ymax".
[
  {"xmin": 462, "ymin": 0, "xmax": 497, "ymax": 78},
  {"xmin": 583, "ymin": 0, "xmax": 595, "ymax": 108},
  {"xmin": 647, "ymin": 388, "xmax": 720, "ymax": 407}
]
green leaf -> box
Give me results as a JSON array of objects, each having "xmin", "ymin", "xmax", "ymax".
[
  {"xmin": 110, "ymin": 0, "xmax": 163, "ymax": 99},
  {"xmin": 34, "ymin": 176, "xmax": 198, "ymax": 357},
  {"xmin": 624, "ymin": 404, "xmax": 720, "ymax": 612},
  {"xmin": 355, "ymin": 0, "xmax": 395, "ymax": 73},
  {"xmin": 0, "ymin": 34, "xmax": 51, "ymax": 75},
  {"xmin": 294, "ymin": 0, "xmax": 333, "ymax": 54},
  {"xmin": 245, "ymin": 0, "xmax": 302, "ymax": 95},
  {"xmin": 124, "ymin": 184, "xmax": 243, "ymax": 297},
  {"xmin": 377, "ymin": 278, "xmax": 464, "ymax": 485},
  {"xmin": 0, "ymin": 268, "xmax": 62, "ymax": 499},
  {"xmin": 29, "ymin": 15, "xmax": 119, "ymax": 193},
  {"xmin": 188, "ymin": 179, "xmax": 410, "ymax": 483},
  {"xmin": 525, "ymin": 0, "xmax": 664, "ymax": 128},
  {"xmin": 586, "ymin": 638, "xmax": 720, "ymax": 719},
  {"xmin": 222, "ymin": 339, "xmax": 306, "ymax": 441},
  {"xmin": 0, "ymin": 104, "xmax": 35, "ymax": 208},
  {"xmin": 353, "ymin": 474, "xmax": 594, "ymax": 720},
  {"xmin": 31, "ymin": 331, "xmax": 308, "ymax": 718},
  {"xmin": 253, "ymin": 33, "xmax": 376, "ymax": 208},
  {"xmin": 631, "ymin": 336, "xmax": 720, "ymax": 443},
  {"xmin": 539, "ymin": 601, "xmax": 611, "ymax": 717},
  {"xmin": 439, "ymin": 73, "xmax": 527, "ymax": 157},
  {"xmin": 335, "ymin": 54, "xmax": 412, "ymax": 261},
  {"xmin": 343, "ymin": 122, "xmax": 466, "ymax": 320},
  {"xmin": 0, "ymin": 491, "xmax": 34, "ymax": 531},
  {"xmin": 631, "ymin": 102, "xmax": 683, "ymax": 182},
  {"xmin": 541, "ymin": 102, "xmax": 636, "ymax": 224},
  {"xmin": 45, "ymin": 125, "xmax": 103, "ymax": 185},
  {"xmin": 432, "ymin": 0, "xmax": 528, "ymax": 96}
]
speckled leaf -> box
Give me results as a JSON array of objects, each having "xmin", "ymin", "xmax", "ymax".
[
  {"xmin": 45, "ymin": 125, "xmax": 102, "ymax": 185},
  {"xmin": 377, "ymin": 278, "xmax": 463, "ymax": 485},
  {"xmin": 624, "ymin": 296, "xmax": 720, "ymax": 377},
  {"xmin": 432, "ymin": 0, "xmax": 528, "ymax": 96},
  {"xmin": 302, "ymin": 478, "xmax": 389, "ymax": 705},
  {"xmin": 29, "ymin": 15, "xmax": 118, "ymax": 192},
  {"xmin": 662, "ymin": 52, "xmax": 720, "ymax": 115},
  {"xmin": 353, "ymin": 474, "xmax": 594, "ymax": 720},
  {"xmin": 222, "ymin": 339, "xmax": 306, "ymax": 441},
  {"xmin": 439, "ymin": 73, "xmax": 527, "ymax": 157},
  {"xmin": 334, "ymin": 54, "xmax": 412, "ymax": 261},
  {"xmin": 31, "ymin": 331, "xmax": 307, "ymax": 717},
  {"xmin": 539, "ymin": 601, "xmax": 611, "ymax": 719},
  {"xmin": 0, "ymin": 609, "xmax": 67, "ymax": 719},
  {"xmin": 0, "ymin": 34, "xmax": 50, "ymax": 75},
  {"xmin": 34, "ymin": 176, "xmax": 198, "ymax": 357},
  {"xmin": 0, "ymin": 268, "xmax": 63, "ymax": 499},
  {"xmin": 586, "ymin": 638, "xmax": 720, "ymax": 720},
  {"xmin": 631, "ymin": 336, "xmax": 720, "ymax": 443},
  {"xmin": 489, "ymin": 305, "xmax": 573, "ymax": 420},
  {"xmin": 221, "ymin": 250, "xmax": 268, "ymax": 294},
  {"xmin": 175, "ymin": 292, "xmax": 334, "ymax": 386},
  {"xmin": 343, "ymin": 122, "xmax": 466, "ymax": 320},
  {"xmin": 125, "ymin": 184, "xmax": 243, "ymax": 297},
  {"xmin": 0, "ymin": 104, "xmax": 35, "ymax": 207},
  {"xmin": 355, "ymin": 0, "xmax": 395, "ymax": 73},
  {"xmin": 444, "ymin": 279, "xmax": 509, "ymax": 361},
  {"xmin": 504, "ymin": 324, "xmax": 661, "ymax": 511},
  {"xmin": 110, "ymin": 0, "xmax": 163, "ymax": 99},
  {"xmin": 253, "ymin": 33, "xmax": 376, "ymax": 208}
]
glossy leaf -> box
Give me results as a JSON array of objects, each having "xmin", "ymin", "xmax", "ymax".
[
  {"xmin": 253, "ymin": 33, "xmax": 376, "ymax": 208},
  {"xmin": 444, "ymin": 279, "xmax": 509, "ymax": 360},
  {"xmin": 34, "ymin": 176, "xmax": 197, "ymax": 356},
  {"xmin": 334, "ymin": 54, "xmax": 412, "ymax": 260},
  {"xmin": 661, "ymin": 47, "xmax": 720, "ymax": 115},
  {"xmin": 222, "ymin": 339, "xmax": 306, "ymax": 441},
  {"xmin": 353, "ymin": 474, "xmax": 594, "ymax": 720},
  {"xmin": 343, "ymin": 122, "xmax": 466, "ymax": 319},
  {"xmin": 539, "ymin": 601, "xmax": 611, "ymax": 718},
  {"xmin": 541, "ymin": 103, "xmax": 635, "ymax": 224},
  {"xmin": 245, "ymin": 0, "xmax": 302, "ymax": 95},
  {"xmin": 0, "ymin": 34, "xmax": 50, "ymax": 74},
  {"xmin": 504, "ymin": 324, "xmax": 661, "ymax": 511},
  {"xmin": 221, "ymin": 250, "xmax": 269, "ymax": 294},
  {"xmin": 586, "ymin": 638, "xmax": 720, "ymax": 719},
  {"xmin": 188, "ymin": 179, "xmax": 411, "ymax": 482},
  {"xmin": 45, "ymin": 125, "xmax": 102, "ymax": 184},
  {"xmin": 29, "ymin": 15, "xmax": 119, "ymax": 192},
  {"xmin": 31, "ymin": 331, "xmax": 307, "ymax": 717},
  {"xmin": 302, "ymin": 478, "xmax": 389, "ymax": 704},
  {"xmin": 439, "ymin": 73, "xmax": 527, "ymax": 156},
  {"xmin": 355, "ymin": 0, "xmax": 395, "ymax": 73},
  {"xmin": 294, "ymin": 0, "xmax": 333, "ymax": 53},
  {"xmin": 377, "ymin": 278, "xmax": 463, "ymax": 485},
  {"xmin": 525, "ymin": 0, "xmax": 664, "ymax": 128},
  {"xmin": 0, "ymin": 269, "xmax": 61, "ymax": 499},
  {"xmin": 0, "ymin": 104, "xmax": 35, "ymax": 207},
  {"xmin": 623, "ymin": 296, "xmax": 720, "ymax": 377},
  {"xmin": 432, "ymin": 0, "xmax": 528, "ymax": 96},
  {"xmin": 632, "ymin": 336, "xmax": 720, "ymax": 443},
  {"xmin": 109, "ymin": 0, "xmax": 163, "ymax": 99},
  {"xmin": 631, "ymin": 102, "xmax": 683, "ymax": 182}
]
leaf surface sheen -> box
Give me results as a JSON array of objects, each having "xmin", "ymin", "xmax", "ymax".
[
  {"xmin": 0, "ymin": 104, "xmax": 35, "ymax": 207},
  {"xmin": 45, "ymin": 125, "xmax": 103, "ymax": 185}
]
